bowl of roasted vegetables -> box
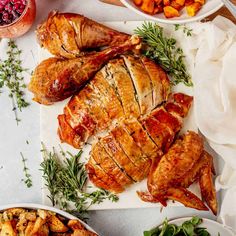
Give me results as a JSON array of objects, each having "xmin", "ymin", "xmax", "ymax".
[
  {"xmin": 0, "ymin": 203, "xmax": 98, "ymax": 235},
  {"xmin": 120, "ymin": 0, "xmax": 223, "ymax": 24}
]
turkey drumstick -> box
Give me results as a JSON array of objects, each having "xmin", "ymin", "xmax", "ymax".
[
  {"xmin": 37, "ymin": 11, "xmax": 130, "ymax": 58},
  {"xmin": 28, "ymin": 36, "xmax": 141, "ymax": 105}
]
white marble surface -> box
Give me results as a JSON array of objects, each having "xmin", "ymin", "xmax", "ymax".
[{"xmin": 0, "ymin": 1, "xmax": 221, "ymax": 235}]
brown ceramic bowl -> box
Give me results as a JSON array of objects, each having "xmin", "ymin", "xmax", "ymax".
[{"xmin": 0, "ymin": 0, "xmax": 36, "ymax": 38}]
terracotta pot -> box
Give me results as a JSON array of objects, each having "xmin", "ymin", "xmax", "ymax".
[{"xmin": 0, "ymin": 0, "xmax": 36, "ymax": 38}]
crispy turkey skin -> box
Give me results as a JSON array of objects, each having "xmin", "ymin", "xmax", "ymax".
[{"xmin": 37, "ymin": 11, "xmax": 130, "ymax": 58}]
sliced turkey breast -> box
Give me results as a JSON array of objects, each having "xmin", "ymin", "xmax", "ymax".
[
  {"xmin": 122, "ymin": 55, "xmax": 153, "ymax": 115},
  {"xmin": 87, "ymin": 93, "xmax": 193, "ymax": 193},
  {"xmin": 58, "ymin": 55, "xmax": 170, "ymax": 149}
]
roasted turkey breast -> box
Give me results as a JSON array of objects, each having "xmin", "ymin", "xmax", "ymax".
[
  {"xmin": 86, "ymin": 93, "xmax": 193, "ymax": 193},
  {"xmin": 58, "ymin": 55, "xmax": 170, "ymax": 149},
  {"xmin": 37, "ymin": 11, "xmax": 130, "ymax": 58}
]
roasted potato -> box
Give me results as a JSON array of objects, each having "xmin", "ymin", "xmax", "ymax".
[
  {"xmin": 176, "ymin": 0, "xmax": 185, "ymax": 6},
  {"xmin": 133, "ymin": 0, "xmax": 143, "ymax": 6},
  {"xmin": 164, "ymin": 6, "xmax": 180, "ymax": 18},
  {"xmin": 0, "ymin": 221, "xmax": 16, "ymax": 236},
  {"xmin": 49, "ymin": 215, "xmax": 68, "ymax": 233},
  {"xmin": 170, "ymin": 1, "xmax": 183, "ymax": 11},
  {"xmin": 140, "ymin": 0, "xmax": 155, "ymax": 14},
  {"xmin": 132, "ymin": 0, "xmax": 205, "ymax": 18},
  {"xmin": 194, "ymin": 0, "xmax": 205, "ymax": 5},
  {"xmin": 186, "ymin": 2, "xmax": 202, "ymax": 16},
  {"xmin": 0, "ymin": 209, "xmax": 97, "ymax": 236}
]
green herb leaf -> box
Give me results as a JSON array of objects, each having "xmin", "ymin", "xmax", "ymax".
[
  {"xmin": 0, "ymin": 40, "xmax": 30, "ymax": 125},
  {"xmin": 134, "ymin": 22, "xmax": 193, "ymax": 87},
  {"xmin": 20, "ymin": 152, "xmax": 33, "ymax": 188},
  {"xmin": 174, "ymin": 24, "xmax": 193, "ymax": 37},
  {"xmin": 40, "ymin": 143, "xmax": 119, "ymax": 220}
]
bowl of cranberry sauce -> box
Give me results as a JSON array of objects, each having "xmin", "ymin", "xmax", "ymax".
[{"xmin": 0, "ymin": 0, "xmax": 36, "ymax": 38}]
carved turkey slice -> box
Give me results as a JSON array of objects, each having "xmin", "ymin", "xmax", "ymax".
[
  {"xmin": 58, "ymin": 55, "xmax": 170, "ymax": 149},
  {"xmin": 86, "ymin": 93, "xmax": 193, "ymax": 193}
]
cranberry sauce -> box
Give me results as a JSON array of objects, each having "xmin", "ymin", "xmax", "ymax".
[{"xmin": 0, "ymin": 0, "xmax": 27, "ymax": 26}]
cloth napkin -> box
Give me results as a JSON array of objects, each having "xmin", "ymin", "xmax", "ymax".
[{"xmin": 179, "ymin": 16, "xmax": 236, "ymax": 231}]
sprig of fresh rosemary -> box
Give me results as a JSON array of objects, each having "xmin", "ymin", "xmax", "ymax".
[
  {"xmin": 40, "ymin": 144, "xmax": 118, "ymax": 220},
  {"xmin": 20, "ymin": 152, "xmax": 33, "ymax": 188},
  {"xmin": 174, "ymin": 24, "xmax": 193, "ymax": 37},
  {"xmin": 0, "ymin": 40, "xmax": 29, "ymax": 125},
  {"xmin": 134, "ymin": 22, "xmax": 193, "ymax": 87}
]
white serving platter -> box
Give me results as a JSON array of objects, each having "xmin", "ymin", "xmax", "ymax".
[{"xmin": 40, "ymin": 21, "xmax": 201, "ymax": 210}]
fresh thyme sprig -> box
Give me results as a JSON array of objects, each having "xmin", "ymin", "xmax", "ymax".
[
  {"xmin": 0, "ymin": 40, "xmax": 29, "ymax": 125},
  {"xmin": 174, "ymin": 24, "xmax": 193, "ymax": 37},
  {"xmin": 40, "ymin": 144, "xmax": 118, "ymax": 220},
  {"xmin": 20, "ymin": 152, "xmax": 33, "ymax": 188},
  {"xmin": 134, "ymin": 22, "xmax": 193, "ymax": 87}
]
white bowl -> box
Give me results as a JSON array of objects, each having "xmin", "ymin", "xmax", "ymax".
[
  {"xmin": 120, "ymin": 0, "xmax": 223, "ymax": 24},
  {"xmin": 0, "ymin": 203, "xmax": 98, "ymax": 235}
]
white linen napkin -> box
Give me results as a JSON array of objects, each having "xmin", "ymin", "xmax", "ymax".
[{"xmin": 183, "ymin": 16, "xmax": 236, "ymax": 230}]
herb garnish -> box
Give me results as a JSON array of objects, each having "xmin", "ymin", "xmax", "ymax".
[
  {"xmin": 40, "ymin": 144, "xmax": 118, "ymax": 220},
  {"xmin": 134, "ymin": 22, "xmax": 193, "ymax": 87},
  {"xmin": 20, "ymin": 152, "xmax": 33, "ymax": 188},
  {"xmin": 174, "ymin": 24, "xmax": 193, "ymax": 37},
  {"xmin": 0, "ymin": 40, "xmax": 29, "ymax": 125},
  {"xmin": 143, "ymin": 217, "xmax": 211, "ymax": 236}
]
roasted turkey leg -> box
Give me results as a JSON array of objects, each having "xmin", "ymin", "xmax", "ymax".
[
  {"xmin": 37, "ymin": 11, "xmax": 130, "ymax": 58},
  {"xmin": 28, "ymin": 36, "xmax": 141, "ymax": 105}
]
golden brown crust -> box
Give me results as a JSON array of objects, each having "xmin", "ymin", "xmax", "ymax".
[
  {"xmin": 111, "ymin": 125, "xmax": 151, "ymax": 181},
  {"xmin": 91, "ymin": 142, "xmax": 133, "ymax": 187},
  {"xmin": 90, "ymin": 70, "xmax": 124, "ymax": 120},
  {"xmin": 122, "ymin": 55, "xmax": 153, "ymax": 114},
  {"xmin": 101, "ymin": 135, "xmax": 142, "ymax": 182},
  {"xmin": 123, "ymin": 118, "xmax": 159, "ymax": 159},
  {"xmin": 57, "ymin": 114, "xmax": 83, "ymax": 149},
  {"xmin": 86, "ymin": 157, "xmax": 124, "ymax": 193},
  {"xmin": 104, "ymin": 59, "xmax": 140, "ymax": 118},
  {"xmin": 87, "ymin": 94, "xmax": 194, "ymax": 194},
  {"xmin": 199, "ymin": 151, "xmax": 218, "ymax": 215},
  {"xmin": 37, "ymin": 11, "xmax": 130, "ymax": 58},
  {"xmin": 147, "ymin": 131, "xmax": 203, "ymax": 196},
  {"xmin": 138, "ymin": 131, "xmax": 217, "ymax": 214},
  {"xmin": 29, "ymin": 38, "xmax": 141, "ymax": 105},
  {"xmin": 142, "ymin": 115, "xmax": 174, "ymax": 151},
  {"xmin": 141, "ymin": 57, "xmax": 170, "ymax": 107}
]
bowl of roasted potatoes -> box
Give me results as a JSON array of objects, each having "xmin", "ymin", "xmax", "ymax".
[
  {"xmin": 0, "ymin": 203, "xmax": 98, "ymax": 235},
  {"xmin": 120, "ymin": 0, "xmax": 223, "ymax": 24}
]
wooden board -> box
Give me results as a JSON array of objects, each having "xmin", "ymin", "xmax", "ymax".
[{"xmin": 99, "ymin": 0, "xmax": 236, "ymax": 23}]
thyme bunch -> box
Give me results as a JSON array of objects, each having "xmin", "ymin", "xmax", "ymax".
[
  {"xmin": 134, "ymin": 22, "xmax": 193, "ymax": 87},
  {"xmin": 0, "ymin": 40, "xmax": 29, "ymax": 125},
  {"xmin": 40, "ymin": 145, "xmax": 118, "ymax": 220},
  {"xmin": 20, "ymin": 152, "xmax": 33, "ymax": 188},
  {"xmin": 174, "ymin": 24, "xmax": 193, "ymax": 36}
]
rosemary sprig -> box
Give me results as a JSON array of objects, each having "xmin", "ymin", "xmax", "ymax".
[
  {"xmin": 20, "ymin": 152, "xmax": 33, "ymax": 188},
  {"xmin": 134, "ymin": 22, "xmax": 193, "ymax": 87},
  {"xmin": 40, "ymin": 145, "xmax": 118, "ymax": 220},
  {"xmin": 0, "ymin": 40, "xmax": 29, "ymax": 125},
  {"xmin": 174, "ymin": 24, "xmax": 193, "ymax": 37}
]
